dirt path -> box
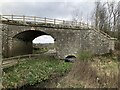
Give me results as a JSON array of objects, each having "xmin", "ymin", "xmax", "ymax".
[{"xmin": 56, "ymin": 56, "xmax": 119, "ymax": 88}]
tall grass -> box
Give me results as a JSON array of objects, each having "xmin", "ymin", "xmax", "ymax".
[{"xmin": 77, "ymin": 51, "xmax": 93, "ymax": 61}]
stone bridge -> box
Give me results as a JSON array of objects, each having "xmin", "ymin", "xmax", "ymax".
[{"xmin": 1, "ymin": 15, "xmax": 115, "ymax": 59}]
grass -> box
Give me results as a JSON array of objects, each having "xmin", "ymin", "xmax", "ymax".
[
  {"xmin": 57, "ymin": 52, "xmax": 119, "ymax": 88},
  {"xmin": 33, "ymin": 47, "xmax": 48, "ymax": 54},
  {"xmin": 2, "ymin": 52, "xmax": 119, "ymax": 88},
  {"xmin": 92, "ymin": 55, "xmax": 119, "ymax": 75},
  {"xmin": 77, "ymin": 51, "xmax": 92, "ymax": 61},
  {"xmin": 2, "ymin": 56, "xmax": 72, "ymax": 88}
]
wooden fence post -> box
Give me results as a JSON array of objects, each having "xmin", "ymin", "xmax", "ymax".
[
  {"xmin": 34, "ymin": 16, "xmax": 36, "ymax": 24},
  {"xmin": 45, "ymin": 17, "xmax": 46, "ymax": 24},
  {"xmin": 11, "ymin": 15, "xmax": 13, "ymax": 20},
  {"xmin": 29, "ymin": 54, "xmax": 31, "ymax": 59},
  {"xmin": 63, "ymin": 20, "xmax": 65, "ymax": 24},
  {"xmin": 18, "ymin": 56, "xmax": 20, "ymax": 64},
  {"xmin": 54, "ymin": 19, "xmax": 56, "ymax": 25},
  {"xmin": 0, "ymin": 15, "xmax": 1, "ymax": 21},
  {"xmin": 23, "ymin": 15, "xmax": 25, "ymax": 23}
]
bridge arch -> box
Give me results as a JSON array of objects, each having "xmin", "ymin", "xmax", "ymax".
[
  {"xmin": 9, "ymin": 30, "xmax": 56, "ymax": 57},
  {"xmin": 64, "ymin": 55, "xmax": 76, "ymax": 62},
  {"xmin": 65, "ymin": 55, "xmax": 76, "ymax": 58},
  {"xmin": 13, "ymin": 30, "xmax": 55, "ymax": 41},
  {"xmin": 33, "ymin": 35, "xmax": 54, "ymax": 44}
]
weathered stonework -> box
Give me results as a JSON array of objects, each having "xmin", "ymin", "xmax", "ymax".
[{"xmin": 2, "ymin": 23, "xmax": 115, "ymax": 59}]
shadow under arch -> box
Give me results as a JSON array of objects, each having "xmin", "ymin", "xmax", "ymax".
[
  {"xmin": 65, "ymin": 54, "xmax": 77, "ymax": 58},
  {"xmin": 10, "ymin": 30, "xmax": 56, "ymax": 57},
  {"xmin": 64, "ymin": 55, "xmax": 76, "ymax": 62},
  {"xmin": 13, "ymin": 30, "xmax": 55, "ymax": 41}
]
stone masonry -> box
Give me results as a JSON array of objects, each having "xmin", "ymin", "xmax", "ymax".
[{"xmin": 2, "ymin": 23, "xmax": 115, "ymax": 59}]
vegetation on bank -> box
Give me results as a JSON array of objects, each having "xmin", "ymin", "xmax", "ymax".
[
  {"xmin": 57, "ymin": 52, "xmax": 119, "ymax": 88},
  {"xmin": 33, "ymin": 47, "xmax": 48, "ymax": 54},
  {"xmin": 2, "ymin": 56, "xmax": 72, "ymax": 88},
  {"xmin": 2, "ymin": 51, "xmax": 119, "ymax": 88},
  {"xmin": 77, "ymin": 51, "xmax": 92, "ymax": 61}
]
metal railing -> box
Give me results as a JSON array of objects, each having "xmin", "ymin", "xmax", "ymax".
[
  {"xmin": 1, "ymin": 15, "xmax": 116, "ymax": 38},
  {"xmin": 2, "ymin": 53, "xmax": 56, "ymax": 68},
  {"xmin": 0, "ymin": 15, "xmax": 114, "ymax": 38},
  {"xmin": 93, "ymin": 28, "xmax": 112, "ymax": 38},
  {"xmin": 0, "ymin": 15, "xmax": 93, "ymax": 28}
]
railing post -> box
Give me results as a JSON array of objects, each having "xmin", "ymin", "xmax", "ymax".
[
  {"xmin": 17, "ymin": 56, "xmax": 20, "ymax": 65},
  {"xmin": 72, "ymin": 21, "xmax": 74, "ymax": 26},
  {"xmin": 63, "ymin": 20, "xmax": 65, "ymax": 24},
  {"xmin": 34, "ymin": 16, "xmax": 36, "ymax": 24},
  {"xmin": 87, "ymin": 21, "xmax": 88, "ymax": 28},
  {"xmin": 0, "ymin": 15, "xmax": 1, "ymax": 22},
  {"xmin": 11, "ymin": 14, "xmax": 13, "ymax": 20},
  {"xmin": 54, "ymin": 19, "xmax": 56, "ymax": 25},
  {"xmin": 81, "ymin": 22, "xmax": 82, "ymax": 27},
  {"xmin": 79, "ymin": 22, "xmax": 81, "ymax": 27},
  {"xmin": 29, "ymin": 54, "xmax": 31, "ymax": 59},
  {"xmin": 23, "ymin": 15, "xmax": 25, "ymax": 23},
  {"xmin": 44, "ymin": 17, "xmax": 46, "ymax": 24},
  {"xmin": 76, "ymin": 21, "xmax": 77, "ymax": 26},
  {"xmin": 17, "ymin": 57, "xmax": 19, "ymax": 64}
]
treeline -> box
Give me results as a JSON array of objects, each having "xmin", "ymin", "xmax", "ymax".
[{"xmin": 92, "ymin": 1, "xmax": 120, "ymax": 40}]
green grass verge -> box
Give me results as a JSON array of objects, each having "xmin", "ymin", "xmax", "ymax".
[
  {"xmin": 33, "ymin": 47, "xmax": 48, "ymax": 54},
  {"xmin": 2, "ymin": 56, "xmax": 72, "ymax": 88},
  {"xmin": 77, "ymin": 51, "xmax": 92, "ymax": 61}
]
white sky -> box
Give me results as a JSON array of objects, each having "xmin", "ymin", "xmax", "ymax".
[
  {"xmin": 0, "ymin": 0, "xmax": 119, "ymax": 43},
  {"xmin": 33, "ymin": 35, "xmax": 54, "ymax": 44},
  {"xmin": 0, "ymin": 2, "xmax": 95, "ymax": 20}
]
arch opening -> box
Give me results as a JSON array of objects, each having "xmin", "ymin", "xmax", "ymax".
[
  {"xmin": 64, "ymin": 55, "xmax": 76, "ymax": 62},
  {"xmin": 10, "ymin": 30, "xmax": 56, "ymax": 57},
  {"xmin": 13, "ymin": 30, "xmax": 50, "ymax": 41},
  {"xmin": 65, "ymin": 55, "xmax": 76, "ymax": 58},
  {"xmin": 32, "ymin": 35, "xmax": 55, "ymax": 54},
  {"xmin": 33, "ymin": 35, "xmax": 54, "ymax": 44}
]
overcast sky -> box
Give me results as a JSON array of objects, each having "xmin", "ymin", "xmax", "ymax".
[
  {"xmin": 0, "ymin": 1, "xmax": 95, "ymax": 21},
  {"xmin": 0, "ymin": 0, "xmax": 119, "ymax": 43}
]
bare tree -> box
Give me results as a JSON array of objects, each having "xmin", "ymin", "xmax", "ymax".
[
  {"xmin": 106, "ymin": 1, "xmax": 118, "ymax": 32},
  {"xmin": 71, "ymin": 8, "xmax": 90, "ymax": 28},
  {"xmin": 71, "ymin": 8, "xmax": 82, "ymax": 26},
  {"xmin": 99, "ymin": 4, "xmax": 108, "ymax": 31},
  {"xmin": 94, "ymin": 1, "xmax": 101, "ymax": 30},
  {"xmin": 93, "ymin": 1, "xmax": 108, "ymax": 32},
  {"xmin": 118, "ymin": 2, "xmax": 120, "ymax": 40},
  {"xmin": 93, "ymin": 0, "xmax": 119, "ymax": 37},
  {"xmin": 72, "ymin": 8, "xmax": 80, "ymax": 23}
]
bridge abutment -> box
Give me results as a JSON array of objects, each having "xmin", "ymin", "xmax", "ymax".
[{"xmin": 12, "ymin": 38, "xmax": 33, "ymax": 56}]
